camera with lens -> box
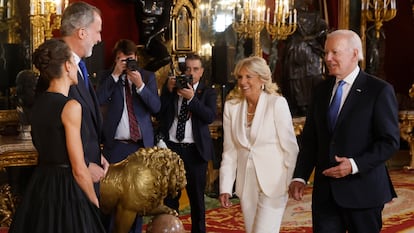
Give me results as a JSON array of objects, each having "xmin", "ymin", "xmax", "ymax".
[
  {"xmin": 123, "ymin": 57, "xmax": 139, "ymax": 71},
  {"xmin": 175, "ymin": 74, "xmax": 193, "ymax": 89}
]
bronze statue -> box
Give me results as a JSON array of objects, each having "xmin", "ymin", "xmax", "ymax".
[
  {"xmin": 129, "ymin": 0, "xmax": 172, "ymax": 72},
  {"xmin": 100, "ymin": 147, "xmax": 187, "ymax": 233},
  {"xmin": 15, "ymin": 70, "xmax": 38, "ymax": 126},
  {"xmin": 282, "ymin": 0, "xmax": 327, "ymax": 116},
  {"xmin": 365, "ymin": 25, "xmax": 385, "ymax": 76}
]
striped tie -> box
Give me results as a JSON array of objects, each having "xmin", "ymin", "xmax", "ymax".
[{"xmin": 125, "ymin": 82, "xmax": 141, "ymax": 141}]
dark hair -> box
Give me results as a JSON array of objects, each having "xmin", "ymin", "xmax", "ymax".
[
  {"xmin": 60, "ymin": 1, "xmax": 101, "ymax": 36},
  {"xmin": 185, "ymin": 54, "xmax": 203, "ymax": 67},
  {"xmin": 112, "ymin": 39, "xmax": 137, "ymax": 57},
  {"xmin": 32, "ymin": 39, "xmax": 72, "ymax": 93}
]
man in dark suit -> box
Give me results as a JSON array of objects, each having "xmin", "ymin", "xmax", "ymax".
[
  {"xmin": 96, "ymin": 39, "xmax": 161, "ymax": 233},
  {"xmin": 289, "ymin": 29, "xmax": 400, "ymax": 233},
  {"xmin": 61, "ymin": 1, "xmax": 109, "ymax": 194},
  {"xmin": 158, "ymin": 54, "xmax": 217, "ymax": 233}
]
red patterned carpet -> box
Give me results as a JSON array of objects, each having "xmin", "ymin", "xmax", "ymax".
[{"xmin": 176, "ymin": 169, "xmax": 414, "ymax": 233}]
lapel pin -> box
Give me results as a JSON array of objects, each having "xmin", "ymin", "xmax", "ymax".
[{"xmin": 356, "ymin": 89, "xmax": 362, "ymax": 92}]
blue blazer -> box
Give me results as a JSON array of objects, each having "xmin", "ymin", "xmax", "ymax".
[
  {"xmin": 158, "ymin": 81, "xmax": 217, "ymax": 162},
  {"xmin": 293, "ymin": 70, "xmax": 399, "ymax": 209},
  {"xmin": 96, "ymin": 69, "xmax": 160, "ymax": 155}
]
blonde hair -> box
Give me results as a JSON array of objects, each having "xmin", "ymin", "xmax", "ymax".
[{"xmin": 226, "ymin": 56, "xmax": 280, "ymax": 101}]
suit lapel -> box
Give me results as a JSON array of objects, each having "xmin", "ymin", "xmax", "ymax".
[
  {"xmin": 234, "ymin": 92, "xmax": 267, "ymax": 148},
  {"xmin": 235, "ymin": 100, "xmax": 250, "ymax": 148},
  {"xmin": 249, "ymin": 92, "xmax": 266, "ymax": 145},
  {"xmin": 76, "ymin": 72, "xmax": 100, "ymax": 129},
  {"xmin": 77, "ymin": 73, "xmax": 95, "ymax": 109},
  {"xmin": 320, "ymin": 78, "xmax": 336, "ymax": 132},
  {"xmin": 335, "ymin": 72, "xmax": 366, "ymax": 130},
  {"xmin": 195, "ymin": 82, "xmax": 204, "ymax": 99}
]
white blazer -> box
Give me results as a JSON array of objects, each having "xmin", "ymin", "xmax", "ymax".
[{"xmin": 220, "ymin": 92, "xmax": 299, "ymax": 198}]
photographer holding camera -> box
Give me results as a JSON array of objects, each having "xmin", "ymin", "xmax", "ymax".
[
  {"xmin": 96, "ymin": 39, "xmax": 160, "ymax": 233},
  {"xmin": 158, "ymin": 54, "xmax": 217, "ymax": 233}
]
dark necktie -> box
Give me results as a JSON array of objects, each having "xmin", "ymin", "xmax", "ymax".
[
  {"xmin": 125, "ymin": 82, "xmax": 141, "ymax": 141},
  {"xmin": 78, "ymin": 60, "xmax": 90, "ymax": 90},
  {"xmin": 328, "ymin": 80, "xmax": 345, "ymax": 131},
  {"xmin": 176, "ymin": 98, "xmax": 188, "ymax": 141}
]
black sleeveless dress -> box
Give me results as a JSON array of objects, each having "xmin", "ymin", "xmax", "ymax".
[{"xmin": 9, "ymin": 92, "xmax": 106, "ymax": 233}]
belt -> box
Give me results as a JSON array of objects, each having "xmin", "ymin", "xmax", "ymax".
[
  {"xmin": 169, "ymin": 141, "xmax": 196, "ymax": 148},
  {"xmin": 39, "ymin": 164, "xmax": 70, "ymax": 168},
  {"xmin": 115, "ymin": 139, "xmax": 139, "ymax": 144}
]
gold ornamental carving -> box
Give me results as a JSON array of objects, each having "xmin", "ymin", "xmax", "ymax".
[
  {"xmin": 0, "ymin": 184, "xmax": 18, "ymax": 227},
  {"xmin": 0, "ymin": 110, "xmax": 18, "ymax": 126},
  {"xmin": 399, "ymin": 83, "xmax": 414, "ymax": 170}
]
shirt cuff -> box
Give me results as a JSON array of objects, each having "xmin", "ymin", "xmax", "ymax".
[
  {"xmin": 292, "ymin": 177, "xmax": 307, "ymax": 184},
  {"xmin": 135, "ymin": 83, "xmax": 145, "ymax": 94},
  {"xmin": 349, "ymin": 158, "xmax": 359, "ymax": 174}
]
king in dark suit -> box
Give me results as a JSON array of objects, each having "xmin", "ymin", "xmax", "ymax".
[
  {"xmin": 158, "ymin": 54, "xmax": 217, "ymax": 233},
  {"xmin": 96, "ymin": 39, "xmax": 160, "ymax": 233},
  {"xmin": 289, "ymin": 29, "xmax": 400, "ymax": 233},
  {"xmin": 62, "ymin": 2, "xmax": 109, "ymax": 196}
]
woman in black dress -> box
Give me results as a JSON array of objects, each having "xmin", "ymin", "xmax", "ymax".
[{"xmin": 9, "ymin": 39, "xmax": 106, "ymax": 233}]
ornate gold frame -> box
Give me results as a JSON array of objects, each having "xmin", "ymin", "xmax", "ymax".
[
  {"xmin": 338, "ymin": 0, "xmax": 351, "ymax": 29},
  {"xmin": 171, "ymin": 0, "xmax": 200, "ymax": 55}
]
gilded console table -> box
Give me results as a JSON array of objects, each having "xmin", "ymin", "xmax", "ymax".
[
  {"xmin": 399, "ymin": 110, "xmax": 414, "ymax": 170},
  {"xmin": 0, "ymin": 109, "xmax": 38, "ymax": 227},
  {"xmin": 0, "ymin": 136, "xmax": 37, "ymax": 227},
  {"xmin": 0, "ymin": 136, "xmax": 37, "ymax": 169}
]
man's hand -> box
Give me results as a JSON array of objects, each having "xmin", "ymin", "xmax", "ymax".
[
  {"xmin": 177, "ymin": 83, "xmax": 194, "ymax": 100},
  {"xmin": 101, "ymin": 155, "xmax": 109, "ymax": 177},
  {"xmin": 88, "ymin": 162, "xmax": 105, "ymax": 183},
  {"xmin": 112, "ymin": 57, "xmax": 127, "ymax": 78},
  {"xmin": 219, "ymin": 193, "xmax": 232, "ymax": 208},
  {"xmin": 126, "ymin": 70, "xmax": 143, "ymax": 89},
  {"xmin": 167, "ymin": 76, "xmax": 176, "ymax": 93},
  {"xmin": 289, "ymin": 181, "xmax": 306, "ymax": 201},
  {"xmin": 322, "ymin": 156, "xmax": 352, "ymax": 178}
]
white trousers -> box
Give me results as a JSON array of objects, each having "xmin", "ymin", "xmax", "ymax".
[{"xmin": 239, "ymin": 158, "xmax": 288, "ymax": 233}]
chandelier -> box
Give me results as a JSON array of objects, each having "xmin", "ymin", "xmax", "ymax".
[
  {"xmin": 265, "ymin": 0, "xmax": 297, "ymax": 41},
  {"xmin": 232, "ymin": 0, "xmax": 296, "ymax": 56},
  {"xmin": 233, "ymin": 0, "xmax": 266, "ymax": 56},
  {"xmin": 361, "ymin": 0, "xmax": 397, "ymax": 39}
]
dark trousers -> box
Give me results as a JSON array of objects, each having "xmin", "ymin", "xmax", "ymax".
[
  {"xmin": 104, "ymin": 140, "xmax": 144, "ymax": 233},
  {"xmin": 164, "ymin": 141, "xmax": 208, "ymax": 233},
  {"xmin": 312, "ymin": 191, "xmax": 384, "ymax": 233}
]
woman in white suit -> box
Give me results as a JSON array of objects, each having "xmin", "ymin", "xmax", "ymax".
[{"xmin": 219, "ymin": 56, "xmax": 299, "ymax": 233}]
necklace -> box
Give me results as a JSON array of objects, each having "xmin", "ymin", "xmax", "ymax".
[{"xmin": 247, "ymin": 111, "xmax": 255, "ymax": 116}]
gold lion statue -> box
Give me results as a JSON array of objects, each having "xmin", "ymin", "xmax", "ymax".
[{"xmin": 100, "ymin": 147, "xmax": 187, "ymax": 233}]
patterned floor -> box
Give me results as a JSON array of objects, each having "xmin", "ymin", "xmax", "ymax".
[{"xmin": 172, "ymin": 169, "xmax": 414, "ymax": 233}]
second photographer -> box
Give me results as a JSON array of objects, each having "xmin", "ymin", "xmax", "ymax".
[
  {"xmin": 157, "ymin": 54, "xmax": 217, "ymax": 233},
  {"xmin": 95, "ymin": 39, "xmax": 160, "ymax": 233}
]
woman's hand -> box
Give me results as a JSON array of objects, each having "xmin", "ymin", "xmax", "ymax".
[{"xmin": 219, "ymin": 193, "xmax": 232, "ymax": 208}]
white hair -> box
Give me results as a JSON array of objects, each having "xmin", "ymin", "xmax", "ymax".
[{"xmin": 327, "ymin": 29, "xmax": 364, "ymax": 61}]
